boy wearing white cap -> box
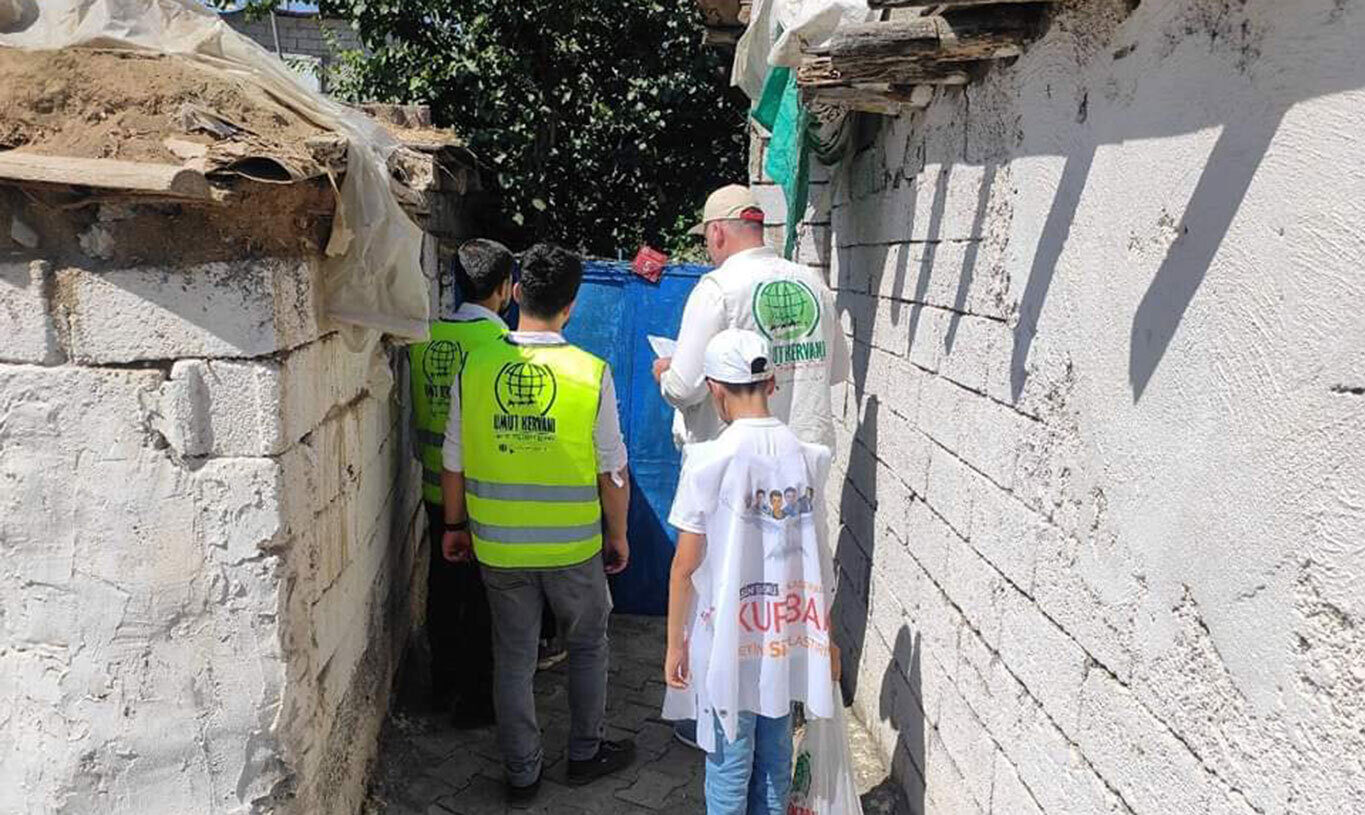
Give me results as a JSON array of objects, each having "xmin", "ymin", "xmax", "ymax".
[{"xmin": 662, "ymin": 329, "xmax": 841, "ymax": 815}]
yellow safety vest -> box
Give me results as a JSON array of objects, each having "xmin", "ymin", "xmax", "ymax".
[
  {"xmin": 409, "ymin": 318, "xmax": 507, "ymax": 504},
  {"xmin": 461, "ymin": 339, "xmax": 606, "ymax": 568}
]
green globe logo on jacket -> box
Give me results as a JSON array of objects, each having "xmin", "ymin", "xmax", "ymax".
[
  {"xmin": 753, "ymin": 279, "xmax": 826, "ymax": 365},
  {"xmin": 494, "ymin": 361, "xmax": 559, "ymax": 417},
  {"xmin": 754, "ymin": 279, "xmax": 820, "ymax": 342}
]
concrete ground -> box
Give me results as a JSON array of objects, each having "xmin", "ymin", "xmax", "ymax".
[{"xmin": 364, "ymin": 614, "xmax": 909, "ymax": 815}]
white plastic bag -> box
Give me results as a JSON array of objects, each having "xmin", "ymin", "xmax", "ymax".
[{"xmin": 788, "ymin": 703, "xmax": 864, "ymax": 815}]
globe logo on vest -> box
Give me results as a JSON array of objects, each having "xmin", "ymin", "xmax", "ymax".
[
  {"xmin": 493, "ymin": 361, "xmax": 559, "ymax": 434},
  {"xmin": 422, "ymin": 340, "xmax": 462, "ymax": 383},
  {"xmin": 753, "ymin": 279, "xmax": 826, "ymax": 365}
]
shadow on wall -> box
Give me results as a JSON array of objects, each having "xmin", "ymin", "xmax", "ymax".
[
  {"xmin": 832, "ymin": 395, "xmax": 877, "ymax": 705},
  {"xmin": 878, "ymin": 628, "xmax": 926, "ymax": 815},
  {"xmin": 824, "ymin": 0, "xmax": 1365, "ymax": 404}
]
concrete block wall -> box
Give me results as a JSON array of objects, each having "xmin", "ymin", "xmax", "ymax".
[
  {"xmin": 759, "ymin": 1, "xmax": 1365, "ymax": 813},
  {"xmin": 0, "ymin": 239, "xmax": 423, "ymax": 813},
  {"xmin": 223, "ymin": 10, "xmax": 363, "ymax": 61}
]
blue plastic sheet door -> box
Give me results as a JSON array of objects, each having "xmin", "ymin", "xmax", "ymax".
[{"xmin": 563, "ymin": 262, "xmax": 708, "ymax": 615}]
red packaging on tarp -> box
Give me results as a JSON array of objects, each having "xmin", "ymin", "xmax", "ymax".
[{"xmin": 632, "ymin": 245, "xmax": 668, "ymax": 283}]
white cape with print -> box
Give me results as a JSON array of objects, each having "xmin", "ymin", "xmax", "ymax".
[{"xmin": 663, "ymin": 430, "xmax": 837, "ymax": 752}]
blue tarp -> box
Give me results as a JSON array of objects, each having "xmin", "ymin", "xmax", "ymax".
[{"xmin": 564, "ymin": 261, "xmax": 708, "ymax": 615}]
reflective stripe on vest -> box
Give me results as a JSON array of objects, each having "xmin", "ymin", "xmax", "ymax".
[
  {"xmin": 461, "ymin": 339, "xmax": 605, "ymax": 569},
  {"xmin": 409, "ymin": 318, "xmax": 507, "ymax": 504}
]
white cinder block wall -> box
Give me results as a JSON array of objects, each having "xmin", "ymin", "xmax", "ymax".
[
  {"xmin": 0, "ymin": 214, "xmax": 423, "ymax": 812},
  {"xmin": 758, "ymin": 1, "xmax": 1365, "ymax": 813}
]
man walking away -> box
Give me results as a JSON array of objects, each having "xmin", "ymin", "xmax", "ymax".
[
  {"xmin": 441, "ymin": 243, "xmax": 636, "ymax": 802},
  {"xmin": 662, "ymin": 329, "xmax": 841, "ymax": 814},
  {"xmin": 654, "ymin": 184, "xmax": 851, "ymax": 453},
  {"xmin": 410, "ymin": 238, "xmax": 513, "ymax": 727}
]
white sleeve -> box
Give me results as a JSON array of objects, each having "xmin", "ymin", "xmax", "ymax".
[
  {"xmin": 441, "ymin": 374, "xmax": 463, "ymax": 472},
  {"xmin": 595, "ymin": 365, "xmax": 629, "ymax": 482},
  {"xmin": 667, "ymin": 447, "xmax": 709, "ymax": 534},
  {"xmin": 660, "ymin": 278, "xmax": 727, "ymax": 408}
]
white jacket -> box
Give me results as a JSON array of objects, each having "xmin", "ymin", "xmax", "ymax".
[{"xmin": 660, "ymin": 247, "xmax": 850, "ymax": 450}]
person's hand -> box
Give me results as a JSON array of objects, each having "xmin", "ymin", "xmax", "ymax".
[
  {"xmin": 830, "ymin": 643, "xmax": 842, "ymax": 683},
  {"xmin": 665, "ymin": 643, "xmax": 690, "ymax": 689},
  {"xmin": 652, "ymin": 357, "xmax": 672, "ymax": 383},
  {"xmin": 604, "ymin": 534, "xmax": 630, "ymax": 574},
  {"xmin": 442, "ymin": 529, "xmax": 472, "ymax": 563}
]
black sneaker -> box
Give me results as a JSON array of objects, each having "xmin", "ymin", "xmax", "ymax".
[
  {"xmin": 566, "ymin": 739, "xmax": 637, "ymax": 786},
  {"xmin": 507, "ymin": 769, "xmax": 542, "ymax": 804}
]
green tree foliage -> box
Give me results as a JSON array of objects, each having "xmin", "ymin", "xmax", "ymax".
[{"xmin": 224, "ymin": 0, "xmax": 747, "ymax": 256}]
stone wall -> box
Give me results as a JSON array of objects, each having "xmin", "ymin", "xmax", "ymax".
[
  {"xmin": 0, "ymin": 202, "xmax": 424, "ymax": 813},
  {"xmin": 222, "ymin": 9, "xmax": 362, "ymax": 60},
  {"xmin": 758, "ymin": 1, "xmax": 1365, "ymax": 813},
  {"xmin": 221, "ymin": 9, "xmax": 363, "ymax": 93}
]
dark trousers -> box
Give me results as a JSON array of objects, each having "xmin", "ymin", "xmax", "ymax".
[
  {"xmin": 425, "ymin": 502, "xmax": 493, "ymax": 712},
  {"xmin": 482, "ymin": 555, "xmax": 613, "ymax": 784}
]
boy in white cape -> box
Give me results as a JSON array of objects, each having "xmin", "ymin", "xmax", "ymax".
[{"xmin": 663, "ymin": 328, "xmax": 841, "ymax": 814}]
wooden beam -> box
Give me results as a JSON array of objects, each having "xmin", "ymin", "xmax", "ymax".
[
  {"xmin": 798, "ymin": 55, "xmax": 971, "ymax": 88},
  {"xmin": 801, "ymin": 83, "xmax": 935, "ymax": 115},
  {"xmin": 827, "ymin": 10, "xmax": 1038, "ymax": 63},
  {"xmin": 0, "ymin": 153, "xmax": 212, "ymax": 200}
]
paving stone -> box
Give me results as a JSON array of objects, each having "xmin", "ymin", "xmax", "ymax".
[
  {"xmin": 367, "ymin": 615, "xmax": 899, "ymax": 814},
  {"xmin": 633, "ymin": 720, "xmax": 676, "ymax": 760},
  {"xmin": 429, "ymin": 750, "xmax": 500, "ymax": 791},
  {"xmin": 616, "ymin": 768, "xmax": 689, "ymax": 809}
]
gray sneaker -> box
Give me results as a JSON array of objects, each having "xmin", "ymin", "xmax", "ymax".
[{"xmin": 537, "ymin": 638, "xmax": 567, "ymax": 671}]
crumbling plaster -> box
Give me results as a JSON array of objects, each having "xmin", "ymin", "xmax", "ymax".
[{"xmin": 1, "ymin": 243, "xmax": 423, "ymax": 814}]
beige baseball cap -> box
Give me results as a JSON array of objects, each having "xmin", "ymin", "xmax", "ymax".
[{"xmin": 688, "ymin": 184, "xmax": 765, "ymax": 235}]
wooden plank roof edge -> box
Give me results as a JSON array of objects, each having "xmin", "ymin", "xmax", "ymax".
[{"xmin": 0, "ymin": 153, "xmax": 213, "ymax": 200}]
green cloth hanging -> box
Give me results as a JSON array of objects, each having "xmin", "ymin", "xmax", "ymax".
[{"xmin": 752, "ymin": 67, "xmax": 811, "ymax": 260}]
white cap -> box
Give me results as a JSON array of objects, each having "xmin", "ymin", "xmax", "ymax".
[{"xmin": 704, "ymin": 328, "xmax": 774, "ymax": 384}]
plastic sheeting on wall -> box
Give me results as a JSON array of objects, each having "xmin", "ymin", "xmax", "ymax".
[
  {"xmin": 732, "ymin": 0, "xmax": 876, "ymax": 102},
  {"xmin": 565, "ymin": 261, "xmax": 709, "ymax": 615},
  {"xmin": 0, "ymin": 0, "xmax": 429, "ymax": 345}
]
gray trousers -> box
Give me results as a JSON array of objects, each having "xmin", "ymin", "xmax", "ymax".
[{"xmin": 481, "ymin": 554, "xmax": 613, "ymax": 785}]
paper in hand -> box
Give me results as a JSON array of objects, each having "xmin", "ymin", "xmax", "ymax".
[{"xmin": 648, "ymin": 335, "xmax": 678, "ymax": 358}]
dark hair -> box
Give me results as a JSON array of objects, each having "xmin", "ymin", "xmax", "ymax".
[
  {"xmin": 455, "ymin": 239, "xmax": 514, "ymax": 302},
  {"xmin": 517, "ymin": 243, "xmax": 583, "ymax": 318},
  {"xmin": 713, "ymin": 379, "xmax": 770, "ymax": 396}
]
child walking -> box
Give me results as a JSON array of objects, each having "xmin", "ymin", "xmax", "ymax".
[{"xmin": 662, "ymin": 328, "xmax": 841, "ymax": 815}]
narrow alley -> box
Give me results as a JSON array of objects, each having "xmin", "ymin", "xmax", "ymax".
[{"xmin": 364, "ymin": 616, "xmax": 909, "ymax": 815}]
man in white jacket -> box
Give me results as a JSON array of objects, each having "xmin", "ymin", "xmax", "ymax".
[
  {"xmin": 663, "ymin": 329, "xmax": 840, "ymax": 815},
  {"xmin": 653, "ymin": 185, "xmax": 851, "ymax": 452}
]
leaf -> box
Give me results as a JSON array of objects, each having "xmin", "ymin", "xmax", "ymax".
[{"xmin": 325, "ymin": 0, "xmax": 747, "ymax": 255}]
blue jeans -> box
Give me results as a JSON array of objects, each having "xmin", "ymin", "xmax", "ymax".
[{"xmin": 705, "ymin": 711, "xmax": 793, "ymax": 815}]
